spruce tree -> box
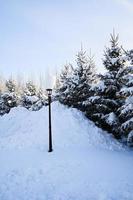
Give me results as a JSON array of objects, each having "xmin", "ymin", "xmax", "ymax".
[
  {"xmin": 21, "ymin": 81, "xmax": 39, "ymax": 110},
  {"xmin": 74, "ymin": 49, "xmax": 97, "ymax": 110},
  {"xmin": 69, "ymin": 48, "xmax": 96, "ymax": 109},
  {"xmin": 56, "ymin": 48, "xmax": 96, "ymax": 109},
  {"xmin": 55, "ymin": 63, "xmax": 74, "ymax": 106},
  {"xmin": 86, "ymin": 32, "xmax": 127, "ymax": 137},
  {"xmin": 117, "ymin": 50, "xmax": 133, "ymax": 145},
  {"xmin": 21, "ymin": 81, "xmax": 45, "ymax": 111},
  {"xmin": 0, "ymin": 78, "xmax": 18, "ymax": 115},
  {"xmin": 6, "ymin": 79, "xmax": 15, "ymax": 92},
  {"xmin": 4, "ymin": 79, "xmax": 18, "ymax": 108},
  {"xmin": 0, "ymin": 94, "xmax": 10, "ymax": 115}
]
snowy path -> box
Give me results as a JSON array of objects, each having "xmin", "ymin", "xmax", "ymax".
[{"xmin": 0, "ymin": 102, "xmax": 133, "ymax": 200}]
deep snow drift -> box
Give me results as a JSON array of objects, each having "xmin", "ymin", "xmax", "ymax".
[{"xmin": 0, "ymin": 102, "xmax": 133, "ymax": 200}]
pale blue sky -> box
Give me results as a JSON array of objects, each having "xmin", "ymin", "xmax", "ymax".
[{"xmin": 0, "ymin": 0, "xmax": 133, "ymax": 79}]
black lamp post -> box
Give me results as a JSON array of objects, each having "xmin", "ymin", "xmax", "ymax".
[{"xmin": 46, "ymin": 88, "xmax": 53, "ymax": 152}]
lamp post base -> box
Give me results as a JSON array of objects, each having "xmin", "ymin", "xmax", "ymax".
[{"xmin": 48, "ymin": 149, "xmax": 53, "ymax": 152}]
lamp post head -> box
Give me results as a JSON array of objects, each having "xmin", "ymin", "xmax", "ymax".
[{"xmin": 46, "ymin": 88, "xmax": 52, "ymax": 96}]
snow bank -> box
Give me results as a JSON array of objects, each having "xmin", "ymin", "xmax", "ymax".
[
  {"xmin": 0, "ymin": 102, "xmax": 133, "ymax": 200},
  {"xmin": 0, "ymin": 102, "xmax": 123, "ymax": 151}
]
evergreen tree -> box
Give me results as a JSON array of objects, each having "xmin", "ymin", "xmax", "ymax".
[
  {"xmin": 55, "ymin": 63, "xmax": 74, "ymax": 106},
  {"xmin": 0, "ymin": 93, "xmax": 10, "ymax": 115},
  {"xmin": 85, "ymin": 32, "xmax": 127, "ymax": 137},
  {"xmin": 21, "ymin": 81, "xmax": 46, "ymax": 111},
  {"xmin": 34, "ymin": 87, "xmax": 47, "ymax": 110},
  {"xmin": 4, "ymin": 79, "xmax": 18, "ymax": 108},
  {"xmin": 56, "ymin": 48, "xmax": 97, "ymax": 109},
  {"xmin": 0, "ymin": 78, "xmax": 18, "ymax": 115},
  {"xmin": 6, "ymin": 79, "xmax": 16, "ymax": 92},
  {"xmin": 21, "ymin": 81, "xmax": 38, "ymax": 110},
  {"xmin": 71, "ymin": 49, "xmax": 97, "ymax": 109},
  {"xmin": 117, "ymin": 50, "xmax": 133, "ymax": 145}
]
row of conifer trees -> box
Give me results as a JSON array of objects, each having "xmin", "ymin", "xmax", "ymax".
[
  {"xmin": 55, "ymin": 32, "xmax": 133, "ymax": 146},
  {"xmin": 0, "ymin": 79, "xmax": 47, "ymax": 115}
]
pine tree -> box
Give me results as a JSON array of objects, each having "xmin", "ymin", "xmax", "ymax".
[
  {"xmin": 72, "ymin": 49, "xmax": 97, "ymax": 110},
  {"xmin": 55, "ymin": 63, "xmax": 74, "ymax": 106},
  {"xmin": 21, "ymin": 81, "xmax": 39, "ymax": 110},
  {"xmin": 0, "ymin": 93, "xmax": 10, "ymax": 115},
  {"xmin": 34, "ymin": 87, "xmax": 47, "ymax": 110},
  {"xmin": 6, "ymin": 79, "xmax": 16, "ymax": 92},
  {"xmin": 4, "ymin": 79, "xmax": 18, "ymax": 108},
  {"xmin": 71, "ymin": 48, "xmax": 96, "ymax": 108},
  {"xmin": 0, "ymin": 78, "xmax": 18, "ymax": 115},
  {"xmin": 86, "ymin": 32, "xmax": 127, "ymax": 137},
  {"xmin": 21, "ymin": 81, "xmax": 46, "ymax": 111},
  {"xmin": 55, "ymin": 48, "xmax": 97, "ymax": 109},
  {"xmin": 66, "ymin": 49, "xmax": 90, "ymax": 108},
  {"xmin": 117, "ymin": 50, "xmax": 133, "ymax": 145}
]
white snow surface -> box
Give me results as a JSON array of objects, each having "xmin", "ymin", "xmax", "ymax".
[{"xmin": 0, "ymin": 102, "xmax": 133, "ymax": 200}]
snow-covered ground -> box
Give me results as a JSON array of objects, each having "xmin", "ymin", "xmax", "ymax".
[{"xmin": 0, "ymin": 102, "xmax": 133, "ymax": 200}]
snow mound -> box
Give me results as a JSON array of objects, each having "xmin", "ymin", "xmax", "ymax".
[
  {"xmin": 0, "ymin": 102, "xmax": 133, "ymax": 200},
  {"xmin": 0, "ymin": 102, "xmax": 123, "ymax": 151}
]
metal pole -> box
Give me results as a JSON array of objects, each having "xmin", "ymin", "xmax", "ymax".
[{"xmin": 48, "ymin": 95, "xmax": 53, "ymax": 152}]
